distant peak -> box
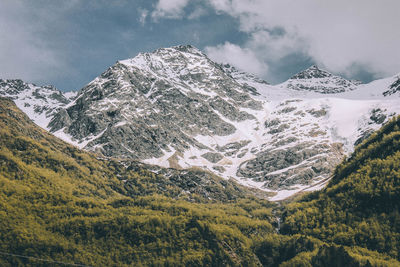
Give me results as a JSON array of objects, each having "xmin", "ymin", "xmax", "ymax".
[
  {"xmin": 118, "ymin": 44, "xmax": 205, "ymax": 68},
  {"xmin": 0, "ymin": 78, "xmax": 24, "ymax": 84},
  {"xmin": 0, "ymin": 79, "xmax": 30, "ymax": 92},
  {"xmin": 307, "ymin": 65, "xmax": 320, "ymax": 71},
  {"xmin": 152, "ymin": 44, "xmax": 203, "ymax": 55},
  {"xmin": 172, "ymin": 44, "xmax": 197, "ymax": 51},
  {"xmin": 290, "ymin": 65, "xmax": 332, "ymax": 80}
]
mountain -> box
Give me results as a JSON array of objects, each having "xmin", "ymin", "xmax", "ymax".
[
  {"xmin": 384, "ymin": 75, "xmax": 400, "ymax": 96},
  {"xmin": 49, "ymin": 45, "xmax": 264, "ymax": 157},
  {"xmin": 2, "ymin": 46, "xmax": 400, "ymax": 200},
  {"xmin": 0, "ymin": 96, "xmax": 278, "ymax": 266},
  {"xmin": 0, "ymin": 79, "xmax": 76, "ymax": 129},
  {"xmin": 45, "ymin": 46, "xmax": 349, "ymax": 197},
  {"xmin": 278, "ymin": 65, "xmax": 359, "ymax": 94},
  {"xmin": 351, "ymin": 73, "xmax": 400, "ymax": 98}
]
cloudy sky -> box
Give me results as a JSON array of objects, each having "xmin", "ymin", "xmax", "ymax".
[{"xmin": 1, "ymin": 0, "xmax": 399, "ymax": 91}]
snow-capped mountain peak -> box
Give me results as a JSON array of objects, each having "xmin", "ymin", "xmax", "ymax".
[
  {"xmin": 119, "ymin": 45, "xmax": 208, "ymax": 74},
  {"xmin": 279, "ymin": 65, "xmax": 358, "ymax": 94},
  {"xmin": 290, "ymin": 65, "xmax": 332, "ymax": 79}
]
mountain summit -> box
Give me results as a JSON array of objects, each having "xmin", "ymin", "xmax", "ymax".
[
  {"xmin": 279, "ymin": 65, "xmax": 358, "ymax": 94},
  {"xmin": 290, "ymin": 65, "xmax": 332, "ymax": 79}
]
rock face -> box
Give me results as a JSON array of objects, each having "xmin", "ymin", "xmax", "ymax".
[
  {"xmin": 3, "ymin": 45, "xmax": 400, "ymax": 200},
  {"xmin": 0, "ymin": 79, "xmax": 76, "ymax": 129},
  {"xmin": 123, "ymin": 160, "xmax": 272, "ymax": 201},
  {"xmin": 279, "ymin": 65, "xmax": 358, "ymax": 94},
  {"xmin": 383, "ymin": 76, "xmax": 400, "ymax": 96},
  {"xmin": 49, "ymin": 45, "xmax": 264, "ymax": 158}
]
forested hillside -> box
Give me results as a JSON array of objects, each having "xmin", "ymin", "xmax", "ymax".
[{"xmin": 0, "ymin": 97, "xmax": 275, "ymax": 266}]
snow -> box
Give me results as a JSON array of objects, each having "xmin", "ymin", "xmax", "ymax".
[
  {"xmin": 64, "ymin": 91, "xmax": 78, "ymax": 100},
  {"xmin": 269, "ymin": 185, "xmax": 310, "ymax": 201},
  {"xmin": 53, "ymin": 127, "xmax": 108, "ymax": 149},
  {"xmin": 77, "ymin": 128, "xmax": 108, "ymax": 149},
  {"xmin": 269, "ymin": 175, "xmax": 332, "ymax": 201},
  {"xmin": 114, "ymin": 121, "xmax": 128, "ymax": 127},
  {"xmin": 142, "ymin": 145, "xmax": 177, "ymax": 168},
  {"xmin": 175, "ymin": 90, "xmax": 400, "ymax": 201},
  {"xmin": 236, "ymin": 178, "xmax": 272, "ymax": 191},
  {"xmin": 342, "ymin": 75, "xmax": 399, "ymax": 99},
  {"xmin": 53, "ymin": 128, "xmax": 80, "ymax": 147},
  {"xmin": 0, "ymin": 80, "xmax": 76, "ymax": 130}
]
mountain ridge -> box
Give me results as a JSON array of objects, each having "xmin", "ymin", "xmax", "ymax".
[
  {"xmin": 0, "ymin": 78, "xmax": 76, "ymax": 129},
  {"xmin": 1, "ymin": 45, "xmax": 400, "ymax": 200}
]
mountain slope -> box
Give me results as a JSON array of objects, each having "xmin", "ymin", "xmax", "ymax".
[
  {"xmin": 280, "ymin": 115, "xmax": 400, "ymax": 261},
  {"xmin": 248, "ymin": 117, "xmax": 400, "ymax": 266},
  {"xmin": 0, "ymin": 96, "xmax": 278, "ymax": 266},
  {"xmin": 49, "ymin": 46, "xmax": 347, "ymax": 196},
  {"xmin": 0, "ymin": 79, "xmax": 76, "ymax": 129},
  {"xmin": 0, "ymin": 96, "xmax": 265, "ymax": 202},
  {"xmin": 345, "ymin": 73, "xmax": 400, "ymax": 99},
  {"xmin": 384, "ymin": 75, "xmax": 400, "ymax": 96}
]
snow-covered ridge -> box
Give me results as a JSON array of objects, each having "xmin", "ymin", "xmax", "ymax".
[{"xmin": 0, "ymin": 79, "xmax": 76, "ymax": 129}]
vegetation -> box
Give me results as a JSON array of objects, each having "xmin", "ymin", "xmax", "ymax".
[
  {"xmin": 0, "ymin": 97, "xmax": 275, "ymax": 266},
  {"xmin": 1, "ymin": 96, "xmax": 400, "ymax": 266},
  {"xmin": 278, "ymin": 115, "xmax": 400, "ymax": 266}
]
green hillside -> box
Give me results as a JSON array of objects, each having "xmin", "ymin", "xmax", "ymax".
[{"xmin": 0, "ymin": 97, "xmax": 275, "ymax": 266}]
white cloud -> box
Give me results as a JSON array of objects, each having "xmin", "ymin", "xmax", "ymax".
[
  {"xmin": 188, "ymin": 7, "xmax": 207, "ymax": 19},
  {"xmin": 138, "ymin": 8, "xmax": 149, "ymax": 25},
  {"xmin": 207, "ymin": 0, "xmax": 400, "ymax": 78},
  {"xmin": 152, "ymin": 0, "xmax": 190, "ymax": 19},
  {"xmin": 204, "ymin": 31, "xmax": 307, "ymax": 80},
  {"xmin": 205, "ymin": 42, "xmax": 268, "ymax": 76},
  {"xmin": 246, "ymin": 30, "xmax": 308, "ymax": 62}
]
